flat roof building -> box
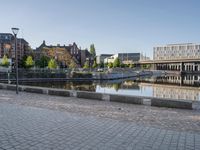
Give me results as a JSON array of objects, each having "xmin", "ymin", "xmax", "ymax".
[
  {"xmin": 96, "ymin": 54, "xmax": 113, "ymax": 64},
  {"xmin": 153, "ymin": 43, "xmax": 200, "ymax": 61},
  {"xmin": 104, "ymin": 53, "xmax": 141, "ymax": 64}
]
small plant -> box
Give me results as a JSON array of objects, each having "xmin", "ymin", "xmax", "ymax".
[
  {"xmin": 25, "ymin": 56, "xmax": 34, "ymax": 68},
  {"xmin": 48, "ymin": 58, "xmax": 57, "ymax": 69},
  {"xmin": 108, "ymin": 62, "xmax": 113, "ymax": 68},
  {"xmin": 113, "ymin": 57, "xmax": 121, "ymax": 68},
  {"xmin": 1, "ymin": 55, "xmax": 10, "ymax": 67},
  {"xmin": 92, "ymin": 60, "xmax": 98, "ymax": 68},
  {"xmin": 83, "ymin": 61, "xmax": 90, "ymax": 69}
]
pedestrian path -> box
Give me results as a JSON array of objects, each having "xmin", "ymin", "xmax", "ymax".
[{"xmin": 0, "ymin": 103, "xmax": 200, "ymax": 150}]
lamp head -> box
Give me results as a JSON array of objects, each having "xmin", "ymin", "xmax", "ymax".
[{"xmin": 11, "ymin": 28, "xmax": 19, "ymax": 35}]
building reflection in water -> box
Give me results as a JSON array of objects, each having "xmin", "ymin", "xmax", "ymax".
[
  {"xmin": 155, "ymin": 75, "xmax": 200, "ymax": 86},
  {"xmin": 140, "ymin": 75, "xmax": 200, "ymax": 101},
  {"xmin": 98, "ymin": 79, "xmax": 139, "ymax": 92},
  {"xmin": 21, "ymin": 81, "xmax": 96, "ymax": 92},
  {"xmin": 21, "ymin": 75, "xmax": 200, "ymax": 101}
]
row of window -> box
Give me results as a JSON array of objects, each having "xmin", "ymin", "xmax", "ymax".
[
  {"xmin": 155, "ymin": 49, "xmax": 200, "ymax": 54},
  {"xmin": 154, "ymin": 55, "xmax": 200, "ymax": 60},
  {"xmin": 70, "ymin": 48, "xmax": 79, "ymax": 55},
  {"xmin": 155, "ymin": 52, "xmax": 200, "ymax": 57},
  {"xmin": 154, "ymin": 45, "xmax": 200, "ymax": 51}
]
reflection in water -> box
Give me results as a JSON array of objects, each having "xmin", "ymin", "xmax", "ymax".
[
  {"xmin": 22, "ymin": 81, "xmax": 96, "ymax": 92},
  {"xmin": 21, "ymin": 74, "xmax": 200, "ymax": 101},
  {"xmin": 148, "ymin": 75, "xmax": 200, "ymax": 101},
  {"xmin": 151, "ymin": 84, "xmax": 199, "ymax": 101}
]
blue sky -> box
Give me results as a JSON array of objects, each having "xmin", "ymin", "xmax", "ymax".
[{"xmin": 1, "ymin": 0, "xmax": 200, "ymax": 58}]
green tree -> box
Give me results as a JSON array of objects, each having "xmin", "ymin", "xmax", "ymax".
[
  {"xmin": 113, "ymin": 83, "xmax": 120, "ymax": 91},
  {"xmin": 141, "ymin": 64, "xmax": 151, "ymax": 69},
  {"xmin": 113, "ymin": 57, "xmax": 121, "ymax": 68},
  {"xmin": 83, "ymin": 60, "xmax": 90, "ymax": 69},
  {"xmin": 1, "ymin": 55, "xmax": 9, "ymax": 67},
  {"xmin": 25, "ymin": 56, "xmax": 34, "ymax": 68},
  {"xmin": 147, "ymin": 64, "xmax": 151, "ymax": 69},
  {"xmin": 120, "ymin": 63, "xmax": 126, "ymax": 68},
  {"xmin": 129, "ymin": 63, "xmax": 134, "ymax": 68},
  {"xmin": 20, "ymin": 55, "xmax": 27, "ymax": 68},
  {"xmin": 108, "ymin": 62, "xmax": 113, "ymax": 68},
  {"xmin": 69, "ymin": 60, "xmax": 77, "ymax": 69},
  {"xmin": 90, "ymin": 44, "xmax": 96, "ymax": 57},
  {"xmin": 35, "ymin": 56, "xmax": 50, "ymax": 68},
  {"xmin": 48, "ymin": 58, "xmax": 57, "ymax": 69},
  {"xmin": 99, "ymin": 62, "xmax": 104, "ymax": 68},
  {"xmin": 104, "ymin": 63, "xmax": 108, "ymax": 68},
  {"xmin": 92, "ymin": 60, "xmax": 98, "ymax": 68}
]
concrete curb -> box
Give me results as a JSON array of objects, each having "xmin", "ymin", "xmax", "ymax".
[
  {"xmin": 77, "ymin": 91, "xmax": 103, "ymax": 100},
  {"xmin": 151, "ymin": 98, "xmax": 192, "ymax": 109},
  {"xmin": 24, "ymin": 87, "xmax": 45, "ymax": 94},
  {"xmin": 48, "ymin": 89, "xmax": 70, "ymax": 97},
  {"xmin": 0, "ymin": 83, "xmax": 193, "ymax": 110},
  {"xmin": 110, "ymin": 94, "xmax": 142, "ymax": 105}
]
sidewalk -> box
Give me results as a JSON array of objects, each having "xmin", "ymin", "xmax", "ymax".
[{"xmin": 0, "ymin": 89, "xmax": 200, "ymax": 150}]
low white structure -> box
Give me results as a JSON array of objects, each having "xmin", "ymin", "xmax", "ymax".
[{"xmin": 104, "ymin": 53, "xmax": 141, "ymax": 64}]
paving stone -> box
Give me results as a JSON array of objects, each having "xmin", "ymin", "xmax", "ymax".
[{"xmin": 0, "ymin": 89, "xmax": 200, "ymax": 149}]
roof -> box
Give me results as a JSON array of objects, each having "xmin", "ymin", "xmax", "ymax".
[
  {"xmin": 17, "ymin": 38, "xmax": 29, "ymax": 45},
  {"xmin": 167, "ymin": 43, "xmax": 194, "ymax": 46},
  {"xmin": 36, "ymin": 41, "xmax": 78, "ymax": 51},
  {"xmin": 155, "ymin": 43, "xmax": 200, "ymax": 47},
  {"xmin": 0, "ymin": 33, "xmax": 14, "ymax": 42},
  {"xmin": 0, "ymin": 33, "xmax": 13, "ymax": 35}
]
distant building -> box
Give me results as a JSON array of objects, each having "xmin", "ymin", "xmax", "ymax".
[
  {"xmin": 153, "ymin": 43, "xmax": 200, "ymax": 61},
  {"xmin": 104, "ymin": 53, "xmax": 141, "ymax": 64},
  {"xmin": 80, "ymin": 49, "xmax": 93, "ymax": 67},
  {"xmin": 35, "ymin": 41, "xmax": 93, "ymax": 67},
  {"xmin": 153, "ymin": 43, "xmax": 200, "ymax": 72},
  {"xmin": 139, "ymin": 53, "xmax": 151, "ymax": 61},
  {"xmin": 0, "ymin": 33, "xmax": 30, "ymax": 61},
  {"xmin": 96, "ymin": 54, "xmax": 113, "ymax": 64}
]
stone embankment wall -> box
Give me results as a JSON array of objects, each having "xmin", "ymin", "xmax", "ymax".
[
  {"xmin": 0, "ymin": 83, "xmax": 193, "ymax": 110},
  {"xmin": 93, "ymin": 70, "xmax": 153, "ymax": 80}
]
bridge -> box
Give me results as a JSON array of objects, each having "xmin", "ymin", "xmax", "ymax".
[{"xmin": 139, "ymin": 59, "xmax": 200, "ymax": 72}]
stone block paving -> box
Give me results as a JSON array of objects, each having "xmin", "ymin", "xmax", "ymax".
[
  {"xmin": 0, "ymin": 89, "xmax": 200, "ymax": 149},
  {"xmin": 0, "ymin": 103, "xmax": 199, "ymax": 150},
  {"xmin": 1, "ymin": 90, "xmax": 200, "ymax": 133}
]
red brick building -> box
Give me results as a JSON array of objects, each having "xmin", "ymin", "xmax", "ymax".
[
  {"xmin": 0, "ymin": 33, "xmax": 30, "ymax": 61},
  {"xmin": 35, "ymin": 41, "xmax": 93, "ymax": 68}
]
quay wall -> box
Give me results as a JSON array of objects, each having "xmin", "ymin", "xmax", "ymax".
[{"xmin": 0, "ymin": 83, "xmax": 193, "ymax": 110}]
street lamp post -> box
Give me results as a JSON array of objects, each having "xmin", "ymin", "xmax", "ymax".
[{"xmin": 12, "ymin": 28, "xmax": 19, "ymax": 94}]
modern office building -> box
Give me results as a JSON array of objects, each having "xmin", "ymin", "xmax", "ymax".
[
  {"xmin": 153, "ymin": 43, "xmax": 200, "ymax": 61},
  {"xmin": 152, "ymin": 43, "xmax": 200, "ymax": 72},
  {"xmin": 104, "ymin": 53, "xmax": 141, "ymax": 64}
]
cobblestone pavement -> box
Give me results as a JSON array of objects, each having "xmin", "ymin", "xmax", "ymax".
[{"xmin": 0, "ymin": 90, "xmax": 200, "ymax": 149}]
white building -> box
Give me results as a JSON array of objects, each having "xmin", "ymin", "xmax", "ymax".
[
  {"xmin": 104, "ymin": 53, "xmax": 141, "ymax": 64},
  {"xmin": 153, "ymin": 43, "xmax": 200, "ymax": 61}
]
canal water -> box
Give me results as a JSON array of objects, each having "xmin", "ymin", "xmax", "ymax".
[{"xmin": 20, "ymin": 74, "xmax": 200, "ymax": 101}]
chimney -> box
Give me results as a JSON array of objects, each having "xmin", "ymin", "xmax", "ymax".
[{"xmin": 43, "ymin": 40, "xmax": 46, "ymax": 45}]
